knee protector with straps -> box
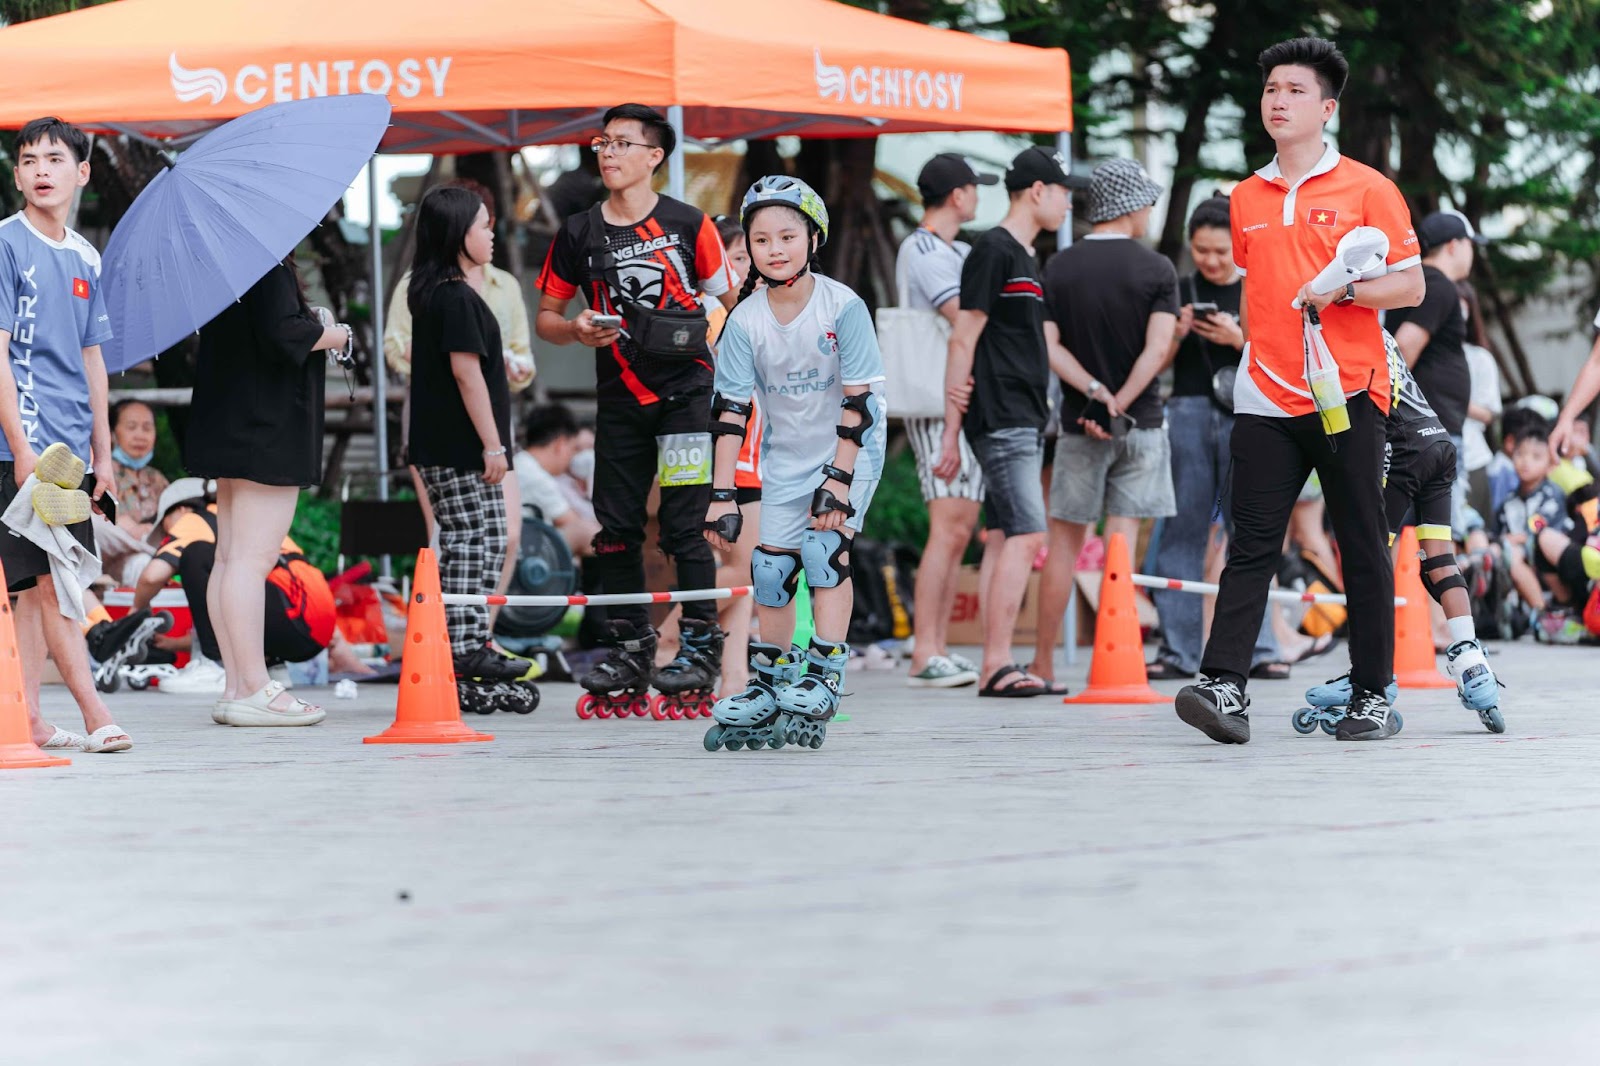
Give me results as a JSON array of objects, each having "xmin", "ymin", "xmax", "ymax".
[
  {"xmin": 1421, "ymin": 552, "xmax": 1468, "ymax": 606},
  {"xmin": 801, "ymin": 528, "xmax": 852, "ymax": 588},
  {"xmin": 751, "ymin": 546, "xmax": 802, "ymax": 607}
]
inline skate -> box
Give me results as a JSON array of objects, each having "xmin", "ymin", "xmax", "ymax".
[
  {"xmin": 650, "ymin": 617, "xmax": 723, "ymax": 720},
  {"xmin": 703, "ymin": 643, "xmax": 802, "ymax": 752}
]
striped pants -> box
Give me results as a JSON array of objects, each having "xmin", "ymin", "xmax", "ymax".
[{"xmin": 416, "ymin": 465, "xmax": 508, "ymax": 656}]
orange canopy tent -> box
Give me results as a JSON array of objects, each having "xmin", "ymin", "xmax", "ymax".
[
  {"xmin": 0, "ymin": 0, "xmax": 1072, "ymax": 152},
  {"xmin": 0, "ymin": 0, "xmax": 1071, "ymax": 521}
]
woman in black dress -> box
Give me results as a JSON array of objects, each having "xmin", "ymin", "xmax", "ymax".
[
  {"xmin": 186, "ymin": 258, "xmax": 348, "ymax": 726},
  {"xmin": 406, "ymin": 186, "xmax": 516, "ymax": 683}
]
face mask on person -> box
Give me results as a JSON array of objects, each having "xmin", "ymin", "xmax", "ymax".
[
  {"xmin": 569, "ymin": 449, "xmax": 595, "ymax": 483},
  {"xmin": 113, "ymin": 445, "xmax": 153, "ymax": 470}
]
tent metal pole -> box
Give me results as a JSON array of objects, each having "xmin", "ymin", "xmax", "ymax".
[
  {"xmin": 368, "ymin": 158, "xmax": 392, "ymax": 580},
  {"xmin": 667, "ymin": 105, "xmax": 686, "ymax": 201},
  {"xmin": 1055, "ymin": 129, "xmax": 1076, "ymax": 664}
]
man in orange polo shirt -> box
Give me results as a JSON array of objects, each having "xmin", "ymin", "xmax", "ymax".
[{"xmin": 1175, "ymin": 37, "xmax": 1424, "ymax": 745}]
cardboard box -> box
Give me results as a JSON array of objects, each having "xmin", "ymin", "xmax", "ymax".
[
  {"xmin": 945, "ymin": 565, "xmax": 1157, "ymax": 648},
  {"xmin": 945, "ymin": 566, "xmax": 1061, "ymax": 648}
]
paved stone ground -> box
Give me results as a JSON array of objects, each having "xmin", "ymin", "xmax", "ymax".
[{"xmin": 3, "ymin": 641, "xmax": 1598, "ymax": 1065}]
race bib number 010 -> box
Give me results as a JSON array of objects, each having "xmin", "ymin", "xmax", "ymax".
[{"xmin": 657, "ymin": 432, "xmax": 712, "ymax": 487}]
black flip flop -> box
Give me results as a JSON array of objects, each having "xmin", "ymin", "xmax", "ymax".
[
  {"xmin": 979, "ymin": 663, "xmax": 1047, "ymax": 698},
  {"xmin": 1248, "ymin": 660, "xmax": 1292, "ymax": 681},
  {"xmin": 1291, "ymin": 633, "xmax": 1341, "ymax": 664}
]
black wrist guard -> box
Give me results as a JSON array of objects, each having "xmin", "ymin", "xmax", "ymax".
[
  {"xmin": 821, "ymin": 463, "xmax": 854, "ymax": 486},
  {"xmin": 811, "ymin": 485, "xmax": 856, "ymax": 519},
  {"xmin": 704, "ymin": 510, "xmax": 743, "ymax": 543}
]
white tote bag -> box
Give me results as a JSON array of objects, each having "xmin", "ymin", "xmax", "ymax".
[{"xmin": 875, "ymin": 273, "xmax": 951, "ymax": 419}]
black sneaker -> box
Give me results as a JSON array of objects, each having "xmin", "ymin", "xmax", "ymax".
[
  {"xmin": 1335, "ymin": 686, "xmax": 1400, "ymax": 742},
  {"xmin": 1175, "ymin": 677, "xmax": 1251, "ymax": 744}
]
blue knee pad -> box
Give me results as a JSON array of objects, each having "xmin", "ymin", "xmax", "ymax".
[
  {"xmin": 801, "ymin": 529, "xmax": 852, "ymax": 588},
  {"xmin": 751, "ymin": 546, "xmax": 802, "ymax": 607}
]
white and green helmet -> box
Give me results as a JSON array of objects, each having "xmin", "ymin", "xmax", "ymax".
[{"xmin": 740, "ymin": 175, "xmax": 830, "ymax": 247}]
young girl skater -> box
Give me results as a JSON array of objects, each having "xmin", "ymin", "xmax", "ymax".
[{"xmin": 702, "ymin": 177, "xmax": 887, "ymax": 751}]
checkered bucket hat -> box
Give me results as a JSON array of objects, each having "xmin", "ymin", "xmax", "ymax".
[{"xmin": 1087, "ymin": 159, "xmax": 1163, "ymax": 224}]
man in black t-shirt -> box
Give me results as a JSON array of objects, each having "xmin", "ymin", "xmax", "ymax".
[
  {"xmin": 934, "ymin": 145, "xmax": 1070, "ymax": 696},
  {"xmin": 1385, "ymin": 210, "xmax": 1483, "ymax": 535},
  {"xmin": 1028, "ymin": 158, "xmax": 1178, "ymax": 685},
  {"xmin": 536, "ymin": 103, "xmax": 734, "ymax": 693}
]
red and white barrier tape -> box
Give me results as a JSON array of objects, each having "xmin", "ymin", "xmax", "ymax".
[
  {"xmin": 1129, "ymin": 573, "xmax": 1403, "ymax": 607},
  {"xmin": 439, "ymin": 586, "xmax": 753, "ymax": 608}
]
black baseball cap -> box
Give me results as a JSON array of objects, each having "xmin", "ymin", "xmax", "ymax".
[
  {"xmin": 1004, "ymin": 145, "xmax": 1072, "ymax": 192},
  {"xmin": 916, "ymin": 152, "xmax": 999, "ymax": 202},
  {"xmin": 1419, "ymin": 211, "xmax": 1488, "ymax": 253}
]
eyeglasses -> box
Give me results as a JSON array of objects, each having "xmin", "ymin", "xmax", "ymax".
[{"xmin": 590, "ymin": 136, "xmax": 659, "ymax": 157}]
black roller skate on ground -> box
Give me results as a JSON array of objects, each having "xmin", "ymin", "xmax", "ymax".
[
  {"xmin": 704, "ymin": 643, "xmax": 803, "ymax": 751},
  {"xmin": 455, "ymin": 644, "xmax": 540, "ymax": 715},
  {"xmin": 650, "ymin": 618, "xmax": 723, "ymax": 720},
  {"xmin": 576, "ymin": 620, "xmax": 657, "ymax": 720},
  {"xmin": 88, "ymin": 608, "xmax": 173, "ymax": 694},
  {"xmin": 777, "ymin": 638, "xmax": 849, "ymax": 750}
]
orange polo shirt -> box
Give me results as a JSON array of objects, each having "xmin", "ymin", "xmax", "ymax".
[{"xmin": 1230, "ymin": 144, "xmax": 1420, "ymax": 418}]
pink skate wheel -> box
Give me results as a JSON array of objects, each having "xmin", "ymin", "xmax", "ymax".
[
  {"xmin": 650, "ymin": 694, "xmax": 671, "ymax": 721},
  {"xmin": 594, "ymin": 703, "xmax": 613, "ymax": 719},
  {"xmin": 576, "ymin": 694, "xmax": 597, "ymax": 720}
]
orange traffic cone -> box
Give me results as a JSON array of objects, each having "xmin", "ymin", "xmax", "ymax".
[
  {"xmin": 1392, "ymin": 526, "xmax": 1452, "ymax": 689},
  {"xmin": 365, "ymin": 549, "xmax": 493, "ymax": 745},
  {"xmin": 1064, "ymin": 533, "xmax": 1168, "ymax": 704},
  {"xmin": 0, "ymin": 561, "xmax": 69, "ymax": 769}
]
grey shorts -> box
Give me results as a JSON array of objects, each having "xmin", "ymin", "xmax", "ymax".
[
  {"xmin": 968, "ymin": 427, "xmax": 1046, "ymax": 536},
  {"xmin": 1049, "ymin": 427, "xmax": 1176, "ymax": 524},
  {"xmin": 904, "ymin": 417, "xmax": 985, "ymax": 503}
]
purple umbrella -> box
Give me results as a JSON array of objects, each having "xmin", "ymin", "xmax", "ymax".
[{"xmin": 99, "ymin": 93, "xmax": 391, "ymax": 373}]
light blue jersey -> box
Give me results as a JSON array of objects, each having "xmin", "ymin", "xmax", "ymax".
[
  {"xmin": 0, "ymin": 212, "xmax": 113, "ymax": 461},
  {"xmin": 714, "ymin": 274, "xmax": 887, "ymax": 504}
]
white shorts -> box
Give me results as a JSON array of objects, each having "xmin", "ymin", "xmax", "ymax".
[
  {"xmin": 759, "ymin": 478, "xmax": 880, "ymax": 549},
  {"xmin": 904, "ymin": 417, "xmax": 985, "ymax": 503}
]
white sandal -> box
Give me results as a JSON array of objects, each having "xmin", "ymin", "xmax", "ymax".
[
  {"xmin": 41, "ymin": 726, "xmax": 87, "ymax": 750},
  {"xmin": 83, "ymin": 724, "xmax": 132, "ymax": 753},
  {"xmin": 218, "ymin": 681, "xmax": 326, "ymax": 727}
]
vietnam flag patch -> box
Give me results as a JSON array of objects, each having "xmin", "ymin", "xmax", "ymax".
[
  {"xmin": 1307, "ymin": 208, "xmax": 1339, "ymax": 228},
  {"xmin": 72, "ymin": 277, "xmax": 89, "ymax": 299}
]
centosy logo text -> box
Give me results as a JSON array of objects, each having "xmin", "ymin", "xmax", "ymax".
[
  {"xmin": 170, "ymin": 52, "xmax": 452, "ymax": 106},
  {"xmin": 813, "ymin": 49, "xmax": 964, "ymax": 112}
]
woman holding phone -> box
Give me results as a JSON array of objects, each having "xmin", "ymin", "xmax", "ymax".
[
  {"xmin": 407, "ymin": 186, "xmax": 535, "ymax": 713},
  {"xmin": 1146, "ymin": 195, "xmax": 1295, "ymax": 681}
]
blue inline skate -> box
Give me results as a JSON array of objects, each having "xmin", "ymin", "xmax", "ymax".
[
  {"xmin": 1445, "ymin": 639, "xmax": 1504, "ymax": 733},
  {"xmin": 778, "ymin": 638, "xmax": 848, "ymax": 750},
  {"xmin": 1292, "ymin": 674, "xmax": 1402, "ymax": 736},
  {"xmin": 703, "ymin": 643, "xmax": 803, "ymax": 752}
]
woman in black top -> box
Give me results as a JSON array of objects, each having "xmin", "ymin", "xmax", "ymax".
[
  {"xmin": 187, "ymin": 259, "xmax": 349, "ymax": 726},
  {"xmin": 1146, "ymin": 197, "xmax": 1291, "ymax": 681},
  {"xmin": 406, "ymin": 186, "xmax": 516, "ymax": 682}
]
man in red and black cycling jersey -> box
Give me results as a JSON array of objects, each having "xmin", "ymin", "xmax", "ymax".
[{"xmin": 536, "ymin": 103, "xmax": 735, "ymax": 700}]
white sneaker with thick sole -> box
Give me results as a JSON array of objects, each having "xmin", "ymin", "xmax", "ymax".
[{"xmin": 161, "ymin": 656, "xmax": 227, "ymax": 696}]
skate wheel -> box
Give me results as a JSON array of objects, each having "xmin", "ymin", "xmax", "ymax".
[
  {"xmin": 767, "ymin": 735, "xmax": 785, "ymax": 750},
  {"xmin": 1481, "ymin": 707, "xmax": 1505, "ymax": 734},
  {"xmin": 809, "ymin": 735, "xmax": 823, "ymax": 749},
  {"xmin": 523, "ymin": 687, "xmax": 541, "ymax": 714},
  {"xmin": 703, "ymin": 724, "xmax": 725, "ymax": 752},
  {"xmin": 576, "ymin": 694, "xmax": 597, "ymax": 719},
  {"xmin": 1291, "ymin": 708, "xmax": 1319, "ymax": 735},
  {"xmin": 1391, "ymin": 710, "xmax": 1404, "ymax": 733},
  {"xmin": 1319, "ymin": 717, "xmax": 1338, "ymax": 736},
  {"xmin": 630, "ymin": 697, "xmax": 651, "ymax": 718},
  {"xmin": 95, "ymin": 672, "xmax": 119, "ymax": 695},
  {"xmin": 130, "ymin": 677, "xmax": 152, "ymax": 691},
  {"xmin": 594, "ymin": 703, "xmax": 613, "ymax": 719},
  {"xmin": 698, "ymin": 699, "xmax": 716, "ymax": 719},
  {"xmin": 667, "ymin": 703, "xmax": 685, "ymax": 721},
  {"xmin": 724, "ymin": 738, "xmax": 744, "ymax": 751},
  {"xmin": 649, "ymin": 694, "xmax": 671, "ymax": 721}
]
